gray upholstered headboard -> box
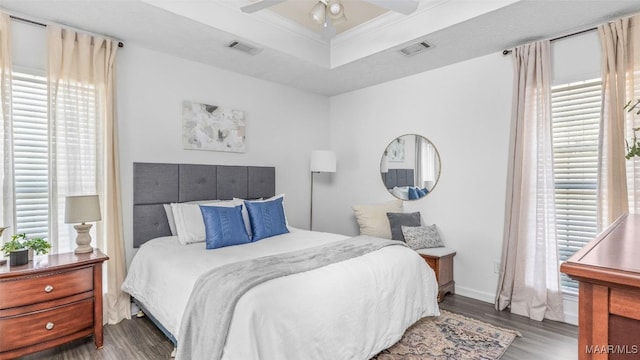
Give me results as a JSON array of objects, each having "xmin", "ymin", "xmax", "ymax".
[
  {"xmin": 382, "ymin": 169, "xmax": 414, "ymax": 189},
  {"xmin": 133, "ymin": 162, "xmax": 275, "ymax": 247}
]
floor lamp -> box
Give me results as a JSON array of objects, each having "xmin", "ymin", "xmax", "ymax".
[{"xmin": 310, "ymin": 150, "xmax": 336, "ymax": 230}]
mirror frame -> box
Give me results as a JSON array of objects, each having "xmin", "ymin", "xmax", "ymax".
[{"xmin": 379, "ymin": 134, "xmax": 442, "ymax": 200}]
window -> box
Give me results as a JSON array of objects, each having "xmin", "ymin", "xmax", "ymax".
[
  {"xmin": 551, "ymin": 78, "xmax": 602, "ymax": 294},
  {"xmin": 9, "ymin": 68, "xmax": 98, "ymax": 251},
  {"xmin": 11, "ymin": 70, "xmax": 49, "ymax": 240}
]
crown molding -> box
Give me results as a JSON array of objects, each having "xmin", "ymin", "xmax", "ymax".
[{"xmin": 140, "ymin": 0, "xmax": 519, "ymax": 70}]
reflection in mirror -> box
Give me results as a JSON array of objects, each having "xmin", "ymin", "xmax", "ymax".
[{"xmin": 380, "ymin": 134, "xmax": 441, "ymax": 201}]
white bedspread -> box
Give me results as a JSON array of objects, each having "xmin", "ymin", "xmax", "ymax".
[{"xmin": 122, "ymin": 228, "xmax": 440, "ymax": 359}]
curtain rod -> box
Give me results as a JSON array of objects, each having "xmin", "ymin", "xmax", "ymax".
[
  {"xmin": 9, "ymin": 15, "xmax": 124, "ymax": 48},
  {"xmin": 502, "ymin": 27, "xmax": 596, "ymax": 55}
]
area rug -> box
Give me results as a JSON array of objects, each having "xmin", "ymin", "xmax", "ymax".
[{"xmin": 372, "ymin": 310, "xmax": 521, "ymax": 360}]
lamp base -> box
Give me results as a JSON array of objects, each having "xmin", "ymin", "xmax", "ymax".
[{"xmin": 74, "ymin": 223, "xmax": 94, "ymax": 254}]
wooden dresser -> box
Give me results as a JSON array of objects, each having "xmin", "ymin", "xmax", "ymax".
[
  {"xmin": 561, "ymin": 214, "xmax": 640, "ymax": 360},
  {"xmin": 0, "ymin": 250, "xmax": 108, "ymax": 359}
]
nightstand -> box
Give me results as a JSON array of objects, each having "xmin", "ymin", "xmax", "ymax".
[
  {"xmin": 417, "ymin": 248, "xmax": 455, "ymax": 302},
  {"xmin": 0, "ymin": 249, "xmax": 109, "ymax": 359}
]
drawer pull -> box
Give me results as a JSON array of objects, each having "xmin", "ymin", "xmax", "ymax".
[
  {"xmin": 45, "ymin": 322, "xmax": 55, "ymax": 330},
  {"xmin": 44, "ymin": 285, "xmax": 53, "ymax": 293}
]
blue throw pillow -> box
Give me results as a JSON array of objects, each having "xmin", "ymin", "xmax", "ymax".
[
  {"xmin": 200, "ymin": 205, "xmax": 251, "ymax": 249},
  {"xmin": 245, "ymin": 197, "xmax": 289, "ymax": 241},
  {"xmin": 408, "ymin": 187, "xmax": 419, "ymax": 200}
]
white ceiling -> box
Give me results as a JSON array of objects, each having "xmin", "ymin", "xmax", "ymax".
[{"xmin": 2, "ymin": 0, "xmax": 640, "ymax": 96}]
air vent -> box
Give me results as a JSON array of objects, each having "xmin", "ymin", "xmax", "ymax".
[
  {"xmin": 227, "ymin": 40, "xmax": 262, "ymax": 56},
  {"xmin": 399, "ymin": 41, "xmax": 431, "ymax": 57}
]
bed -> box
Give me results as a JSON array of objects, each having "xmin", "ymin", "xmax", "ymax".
[{"xmin": 122, "ymin": 162, "xmax": 440, "ymax": 360}]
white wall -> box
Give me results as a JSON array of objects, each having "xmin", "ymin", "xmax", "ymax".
[
  {"xmin": 117, "ymin": 45, "xmax": 330, "ymax": 264},
  {"xmin": 322, "ymin": 52, "xmax": 514, "ymax": 302},
  {"xmin": 552, "ymin": 30, "xmax": 601, "ymax": 85},
  {"xmin": 11, "ymin": 20, "xmax": 46, "ymax": 72},
  {"xmin": 320, "ymin": 32, "xmax": 601, "ymax": 317}
]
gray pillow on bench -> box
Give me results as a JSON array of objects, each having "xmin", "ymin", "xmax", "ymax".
[{"xmin": 386, "ymin": 212, "xmax": 421, "ymax": 241}]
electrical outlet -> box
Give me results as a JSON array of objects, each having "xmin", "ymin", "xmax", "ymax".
[{"xmin": 493, "ymin": 261, "xmax": 501, "ymax": 274}]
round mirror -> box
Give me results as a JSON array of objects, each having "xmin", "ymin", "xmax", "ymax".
[{"xmin": 380, "ymin": 134, "xmax": 441, "ymax": 200}]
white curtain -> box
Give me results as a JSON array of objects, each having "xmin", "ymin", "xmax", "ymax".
[
  {"xmin": 598, "ymin": 15, "xmax": 640, "ymax": 224},
  {"xmin": 597, "ymin": 18, "xmax": 632, "ymax": 228},
  {"xmin": 0, "ymin": 13, "xmax": 13, "ymax": 242},
  {"xmin": 48, "ymin": 26, "xmax": 129, "ymax": 324},
  {"xmin": 495, "ymin": 40, "xmax": 564, "ymax": 322},
  {"xmin": 415, "ymin": 136, "xmax": 435, "ymax": 189}
]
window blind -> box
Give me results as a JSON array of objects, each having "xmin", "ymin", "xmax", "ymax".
[
  {"xmin": 551, "ymin": 78, "xmax": 602, "ymax": 294},
  {"xmin": 11, "ymin": 71, "xmax": 49, "ymax": 240}
]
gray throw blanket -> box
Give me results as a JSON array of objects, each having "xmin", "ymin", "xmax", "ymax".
[{"xmin": 175, "ymin": 235, "xmax": 405, "ymax": 360}]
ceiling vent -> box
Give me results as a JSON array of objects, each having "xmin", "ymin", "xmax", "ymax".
[
  {"xmin": 227, "ymin": 40, "xmax": 262, "ymax": 56},
  {"xmin": 399, "ymin": 41, "xmax": 431, "ymax": 57}
]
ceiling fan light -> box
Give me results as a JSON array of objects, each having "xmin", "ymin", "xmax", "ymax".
[
  {"xmin": 330, "ymin": 11, "xmax": 346, "ymax": 25},
  {"xmin": 310, "ymin": 2, "xmax": 326, "ymax": 25},
  {"xmin": 328, "ymin": 2, "xmax": 342, "ymax": 16}
]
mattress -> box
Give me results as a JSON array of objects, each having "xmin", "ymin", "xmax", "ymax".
[{"xmin": 122, "ymin": 228, "xmax": 440, "ymax": 359}]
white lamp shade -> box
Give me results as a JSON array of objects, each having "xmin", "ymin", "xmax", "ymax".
[
  {"xmin": 310, "ymin": 150, "xmax": 336, "ymax": 173},
  {"xmin": 65, "ymin": 195, "xmax": 102, "ymax": 224}
]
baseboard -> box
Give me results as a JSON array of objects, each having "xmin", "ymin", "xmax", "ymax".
[{"xmin": 455, "ymin": 286, "xmax": 495, "ymax": 304}]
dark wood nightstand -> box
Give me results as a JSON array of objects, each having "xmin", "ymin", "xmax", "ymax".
[
  {"xmin": 0, "ymin": 249, "xmax": 108, "ymax": 359},
  {"xmin": 417, "ymin": 248, "xmax": 455, "ymax": 302}
]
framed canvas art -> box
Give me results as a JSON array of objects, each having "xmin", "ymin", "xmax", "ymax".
[
  {"xmin": 182, "ymin": 101, "xmax": 246, "ymax": 153},
  {"xmin": 387, "ymin": 137, "xmax": 405, "ymax": 162}
]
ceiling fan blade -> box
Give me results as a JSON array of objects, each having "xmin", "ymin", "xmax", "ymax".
[
  {"xmin": 363, "ymin": 0, "xmax": 418, "ymax": 15},
  {"xmin": 240, "ymin": 0, "xmax": 287, "ymax": 13}
]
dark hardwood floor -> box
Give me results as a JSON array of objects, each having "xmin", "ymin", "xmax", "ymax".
[
  {"xmin": 19, "ymin": 294, "xmax": 577, "ymax": 359},
  {"xmin": 438, "ymin": 295, "xmax": 577, "ymax": 360}
]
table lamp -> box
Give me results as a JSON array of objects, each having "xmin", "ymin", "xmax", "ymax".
[{"xmin": 65, "ymin": 195, "xmax": 101, "ymax": 254}]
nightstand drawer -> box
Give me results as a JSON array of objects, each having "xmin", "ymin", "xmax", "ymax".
[
  {"xmin": 0, "ymin": 267, "xmax": 93, "ymax": 309},
  {"xmin": 0, "ymin": 298, "xmax": 94, "ymax": 352}
]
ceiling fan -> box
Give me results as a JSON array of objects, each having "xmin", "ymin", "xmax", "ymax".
[{"xmin": 241, "ymin": 0, "xmax": 419, "ymax": 38}]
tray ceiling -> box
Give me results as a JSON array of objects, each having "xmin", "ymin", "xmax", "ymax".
[{"xmin": 2, "ymin": 0, "xmax": 640, "ymax": 96}]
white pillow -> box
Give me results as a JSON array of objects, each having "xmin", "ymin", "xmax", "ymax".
[
  {"xmin": 391, "ymin": 186, "xmax": 409, "ymax": 200},
  {"xmin": 164, "ymin": 199, "xmax": 221, "ymax": 236},
  {"xmin": 352, "ymin": 199, "xmax": 402, "ymax": 239},
  {"xmin": 172, "ymin": 199, "xmax": 244, "ymax": 245},
  {"xmin": 163, "ymin": 204, "xmax": 178, "ymax": 236}
]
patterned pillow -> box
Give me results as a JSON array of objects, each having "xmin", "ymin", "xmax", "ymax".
[{"xmin": 401, "ymin": 225, "xmax": 443, "ymax": 250}]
